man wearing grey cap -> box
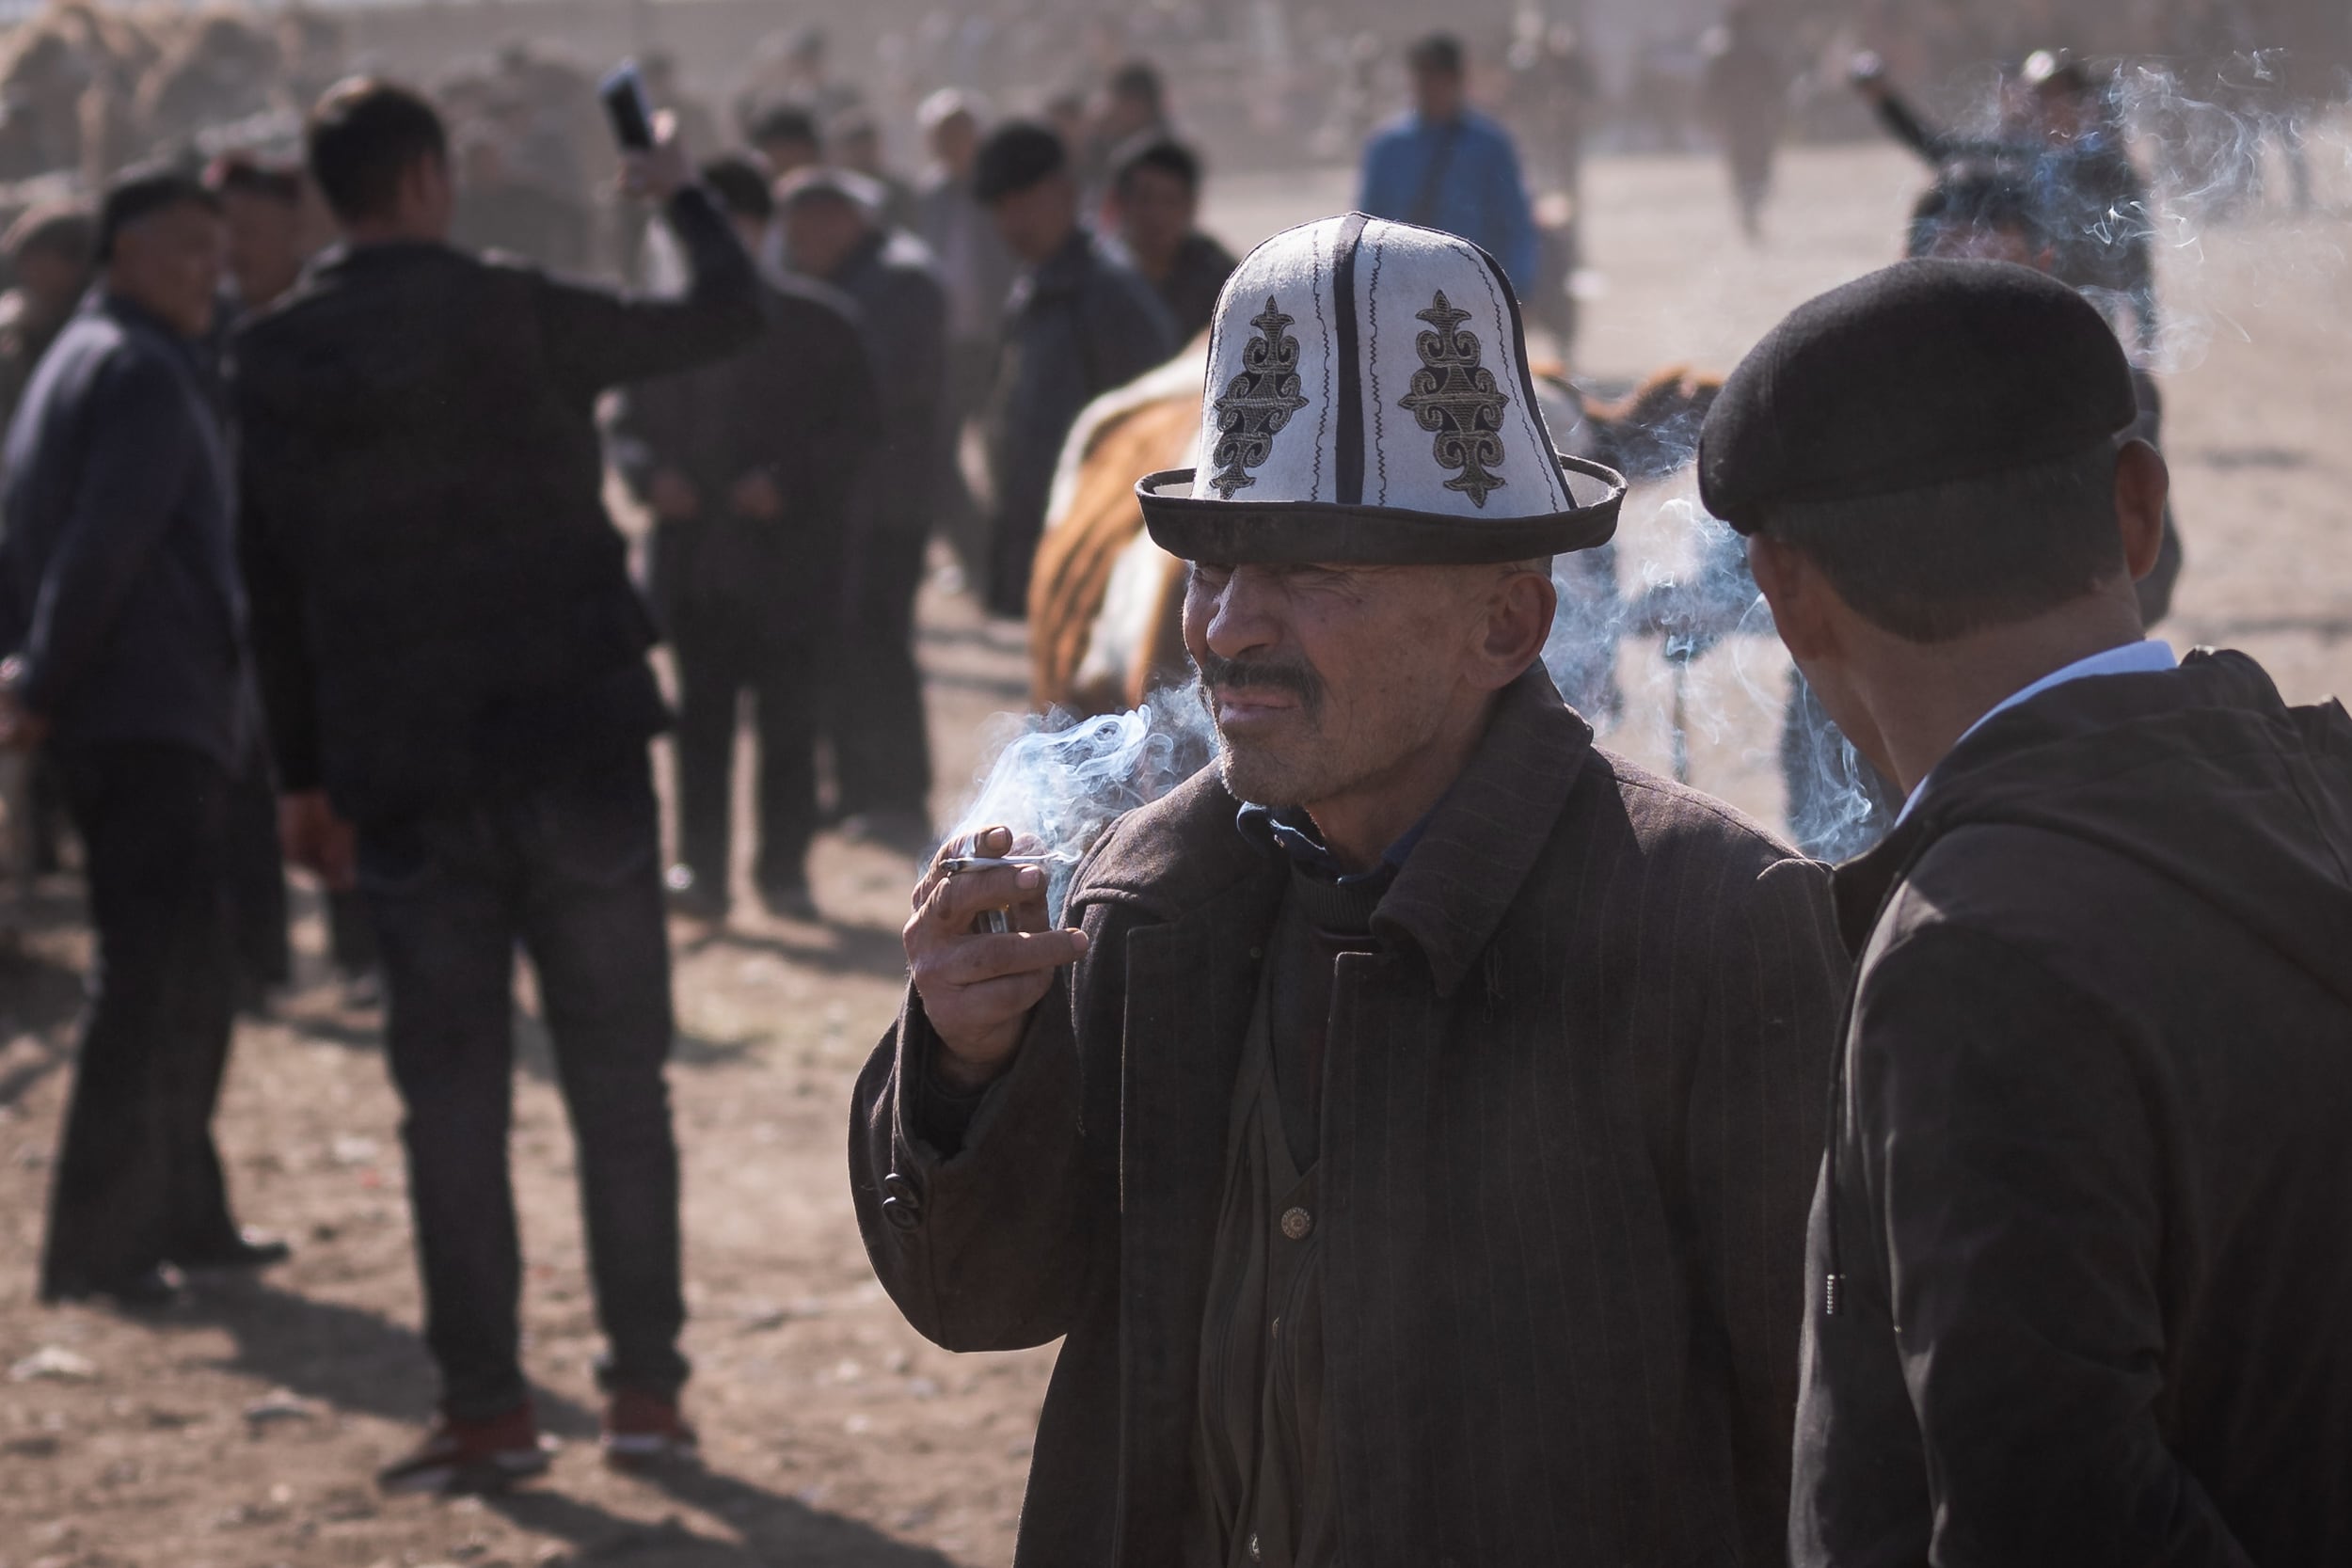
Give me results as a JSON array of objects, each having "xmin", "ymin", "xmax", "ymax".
[
  {"xmin": 852, "ymin": 214, "xmax": 1846, "ymax": 1566},
  {"xmin": 1705, "ymin": 259, "xmax": 2352, "ymax": 1565}
]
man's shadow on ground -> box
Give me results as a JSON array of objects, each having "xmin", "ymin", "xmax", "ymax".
[{"xmin": 183, "ymin": 1280, "xmax": 955, "ymax": 1567}]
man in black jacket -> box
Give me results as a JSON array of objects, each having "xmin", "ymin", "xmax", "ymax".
[
  {"xmin": 975, "ymin": 120, "xmax": 1174, "ymax": 618},
  {"xmin": 1707, "ymin": 260, "xmax": 2352, "ymax": 1566},
  {"xmin": 777, "ymin": 167, "xmax": 944, "ymax": 844},
  {"xmin": 1, "ymin": 169, "xmax": 280, "ymax": 1306},
  {"xmin": 610, "ymin": 157, "xmax": 877, "ymax": 919},
  {"xmin": 235, "ymin": 81, "xmax": 761, "ymax": 1493}
]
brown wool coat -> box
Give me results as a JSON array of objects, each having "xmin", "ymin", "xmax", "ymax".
[{"xmin": 850, "ymin": 667, "xmax": 1847, "ymax": 1567}]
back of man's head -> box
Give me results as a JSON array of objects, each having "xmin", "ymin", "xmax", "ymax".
[
  {"xmin": 700, "ymin": 155, "xmax": 774, "ymax": 225},
  {"xmin": 1407, "ymin": 33, "xmax": 1466, "ymax": 78},
  {"xmin": 308, "ymin": 78, "xmax": 447, "ymax": 225},
  {"xmin": 1700, "ymin": 259, "xmax": 2142, "ymax": 643},
  {"xmin": 973, "ymin": 119, "xmax": 1067, "ymax": 206},
  {"xmin": 750, "ymin": 102, "xmax": 823, "ymax": 165}
]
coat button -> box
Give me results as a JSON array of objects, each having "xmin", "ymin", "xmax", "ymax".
[
  {"xmin": 1279, "ymin": 1206, "xmax": 1312, "ymax": 1242},
  {"xmin": 881, "ymin": 1172, "xmax": 923, "ymax": 1231},
  {"xmin": 1248, "ymin": 1532, "xmax": 1263, "ymax": 1561}
]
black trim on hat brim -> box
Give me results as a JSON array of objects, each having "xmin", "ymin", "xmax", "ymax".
[{"xmin": 1136, "ymin": 453, "xmax": 1627, "ymax": 565}]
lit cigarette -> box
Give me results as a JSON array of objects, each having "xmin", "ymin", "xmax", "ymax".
[
  {"xmin": 938, "ymin": 854, "xmax": 1052, "ymax": 932},
  {"xmin": 936, "ymin": 854, "xmax": 1053, "ymax": 873}
]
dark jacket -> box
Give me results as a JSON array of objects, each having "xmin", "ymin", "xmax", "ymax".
[
  {"xmin": 232, "ymin": 186, "xmax": 761, "ymax": 825},
  {"xmin": 608, "ymin": 271, "xmax": 875, "ymax": 643},
  {"xmin": 851, "ymin": 665, "xmax": 1848, "ymax": 1567},
  {"xmin": 1793, "ymin": 649, "xmax": 2352, "ymax": 1568},
  {"xmin": 984, "ymin": 228, "xmax": 1175, "ymax": 615},
  {"xmin": 1, "ymin": 293, "xmax": 244, "ymax": 765},
  {"xmin": 1136, "ymin": 230, "xmax": 1240, "ymax": 346},
  {"xmin": 822, "ymin": 228, "xmax": 948, "ymax": 534}
]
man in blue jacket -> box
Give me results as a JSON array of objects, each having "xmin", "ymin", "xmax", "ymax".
[
  {"xmin": 1357, "ymin": 34, "xmax": 1538, "ymax": 291},
  {"xmin": 0, "ymin": 167, "xmax": 271, "ymax": 1307}
]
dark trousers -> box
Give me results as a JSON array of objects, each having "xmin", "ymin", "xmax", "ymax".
[
  {"xmin": 672, "ymin": 621, "xmax": 819, "ymax": 898},
  {"xmin": 359, "ymin": 747, "xmax": 686, "ymax": 1419},
  {"xmin": 226, "ymin": 736, "xmax": 291, "ymax": 994},
  {"xmin": 833, "ymin": 521, "xmax": 933, "ymax": 819},
  {"xmin": 40, "ymin": 741, "xmax": 239, "ymax": 1291}
]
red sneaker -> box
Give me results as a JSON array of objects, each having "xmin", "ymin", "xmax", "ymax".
[
  {"xmin": 601, "ymin": 1389, "xmax": 699, "ymax": 1471},
  {"xmin": 376, "ymin": 1403, "xmax": 553, "ymax": 1496}
]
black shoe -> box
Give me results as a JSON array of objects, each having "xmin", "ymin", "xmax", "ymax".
[
  {"xmin": 170, "ymin": 1229, "xmax": 293, "ymax": 1272},
  {"xmin": 40, "ymin": 1265, "xmax": 183, "ymax": 1310},
  {"xmin": 664, "ymin": 864, "xmax": 727, "ymax": 922}
]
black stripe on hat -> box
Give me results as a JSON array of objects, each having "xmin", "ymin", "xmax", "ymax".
[
  {"xmin": 1470, "ymin": 239, "xmax": 1570, "ymax": 512},
  {"xmin": 1332, "ymin": 212, "xmax": 1371, "ymax": 506}
]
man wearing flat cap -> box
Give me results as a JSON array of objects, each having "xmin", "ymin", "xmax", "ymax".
[
  {"xmin": 852, "ymin": 214, "xmax": 1848, "ymax": 1566},
  {"xmin": 1704, "ymin": 259, "xmax": 2352, "ymax": 1566}
]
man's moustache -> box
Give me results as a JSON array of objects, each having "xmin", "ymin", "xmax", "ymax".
[{"xmin": 1196, "ymin": 653, "xmax": 1324, "ymax": 714}]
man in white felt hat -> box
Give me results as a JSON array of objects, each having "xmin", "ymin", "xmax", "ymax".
[{"xmin": 851, "ymin": 214, "xmax": 1846, "ymax": 1567}]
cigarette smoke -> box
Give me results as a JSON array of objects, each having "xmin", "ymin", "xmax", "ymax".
[{"xmin": 944, "ymin": 684, "xmax": 1216, "ymax": 922}]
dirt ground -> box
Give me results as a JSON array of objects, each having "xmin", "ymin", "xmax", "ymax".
[{"xmin": 3, "ymin": 135, "xmax": 2348, "ymax": 1568}]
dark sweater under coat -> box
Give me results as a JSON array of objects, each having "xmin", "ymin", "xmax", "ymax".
[
  {"xmin": 232, "ymin": 187, "xmax": 762, "ymax": 825},
  {"xmin": 1, "ymin": 293, "xmax": 245, "ymax": 766},
  {"xmin": 851, "ymin": 664, "xmax": 1847, "ymax": 1567},
  {"xmin": 1793, "ymin": 649, "xmax": 2352, "ymax": 1567}
]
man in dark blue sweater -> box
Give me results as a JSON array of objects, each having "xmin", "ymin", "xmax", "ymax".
[{"xmin": 0, "ymin": 168, "xmax": 272, "ymax": 1307}]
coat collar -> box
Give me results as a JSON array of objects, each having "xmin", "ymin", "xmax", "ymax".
[{"xmin": 1373, "ymin": 662, "xmax": 1595, "ymax": 997}]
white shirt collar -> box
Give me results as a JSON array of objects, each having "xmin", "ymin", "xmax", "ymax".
[{"xmin": 1894, "ymin": 639, "xmax": 2179, "ymax": 826}]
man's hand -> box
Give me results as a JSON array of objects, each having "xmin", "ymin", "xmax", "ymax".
[
  {"xmin": 648, "ymin": 467, "xmax": 701, "ymax": 522},
  {"xmin": 280, "ymin": 789, "xmax": 357, "ymax": 892},
  {"xmin": 1849, "ymin": 51, "xmax": 1890, "ymax": 101},
  {"xmin": 620, "ymin": 110, "xmax": 692, "ymax": 205},
  {"xmin": 904, "ymin": 826, "xmax": 1088, "ymax": 1090},
  {"xmin": 729, "ymin": 470, "xmax": 785, "ymax": 522}
]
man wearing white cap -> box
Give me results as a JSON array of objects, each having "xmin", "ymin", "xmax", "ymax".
[{"xmin": 851, "ymin": 215, "xmax": 1845, "ymax": 1566}]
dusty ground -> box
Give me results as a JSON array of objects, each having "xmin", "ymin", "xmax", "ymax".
[{"xmin": 3, "ymin": 135, "xmax": 2348, "ymax": 1568}]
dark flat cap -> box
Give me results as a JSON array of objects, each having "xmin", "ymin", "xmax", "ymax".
[
  {"xmin": 973, "ymin": 120, "xmax": 1066, "ymax": 203},
  {"xmin": 1697, "ymin": 259, "xmax": 2137, "ymax": 533}
]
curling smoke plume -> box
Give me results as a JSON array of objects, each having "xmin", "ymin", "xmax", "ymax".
[{"xmin": 945, "ymin": 685, "xmax": 1216, "ymax": 922}]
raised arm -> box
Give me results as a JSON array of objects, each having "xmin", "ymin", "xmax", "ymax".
[{"xmin": 537, "ymin": 125, "xmax": 763, "ymax": 397}]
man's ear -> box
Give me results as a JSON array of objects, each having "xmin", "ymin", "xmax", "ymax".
[
  {"xmin": 1476, "ymin": 566, "xmax": 1557, "ymax": 691},
  {"xmin": 1747, "ymin": 531, "xmax": 1838, "ymax": 662},
  {"xmin": 2113, "ymin": 438, "xmax": 2169, "ymax": 583}
]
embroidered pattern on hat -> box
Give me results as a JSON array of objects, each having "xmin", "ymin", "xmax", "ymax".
[
  {"xmin": 1398, "ymin": 290, "xmax": 1510, "ymax": 507},
  {"xmin": 1207, "ymin": 296, "xmax": 1312, "ymax": 499}
]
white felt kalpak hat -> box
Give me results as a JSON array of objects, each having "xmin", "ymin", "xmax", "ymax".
[{"xmin": 1137, "ymin": 213, "xmax": 1626, "ymax": 564}]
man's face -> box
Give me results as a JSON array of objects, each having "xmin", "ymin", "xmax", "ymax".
[
  {"xmin": 783, "ymin": 196, "xmax": 866, "ymax": 277},
  {"xmin": 1114, "ymin": 165, "xmax": 1194, "ymax": 267},
  {"xmin": 1413, "ymin": 64, "xmax": 1466, "ymax": 122},
  {"xmin": 221, "ymin": 186, "xmax": 304, "ymax": 308},
  {"xmin": 1182, "ymin": 559, "xmax": 1507, "ymax": 809},
  {"xmin": 109, "ymin": 199, "xmax": 226, "ymax": 338},
  {"xmin": 991, "ymin": 173, "xmax": 1076, "ymax": 264},
  {"xmin": 930, "ymin": 112, "xmax": 978, "ymax": 177},
  {"xmin": 1099, "ymin": 87, "xmax": 1157, "ymax": 142},
  {"xmin": 759, "ymin": 135, "xmax": 821, "ymax": 179}
]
